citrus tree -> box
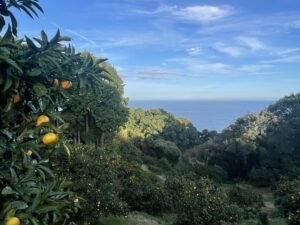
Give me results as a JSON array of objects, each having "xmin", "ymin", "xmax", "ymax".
[{"xmin": 0, "ymin": 1, "xmax": 116, "ymax": 224}]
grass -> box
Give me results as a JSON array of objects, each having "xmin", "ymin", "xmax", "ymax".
[{"xmin": 98, "ymin": 212, "xmax": 171, "ymax": 225}]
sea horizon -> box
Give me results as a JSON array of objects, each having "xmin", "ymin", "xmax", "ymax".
[{"xmin": 129, "ymin": 99, "xmax": 274, "ymax": 132}]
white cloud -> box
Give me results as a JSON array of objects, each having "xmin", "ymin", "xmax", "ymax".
[
  {"xmin": 134, "ymin": 4, "xmax": 234, "ymax": 23},
  {"xmin": 186, "ymin": 47, "xmax": 202, "ymax": 55},
  {"xmin": 172, "ymin": 5, "xmax": 234, "ymax": 23},
  {"xmin": 213, "ymin": 42, "xmax": 243, "ymax": 57},
  {"xmin": 237, "ymin": 36, "xmax": 265, "ymax": 51},
  {"xmin": 125, "ymin": 67, "xmax": 182, "ymax": 80}
]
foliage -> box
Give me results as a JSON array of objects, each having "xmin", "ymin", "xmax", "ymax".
[
  {"xmin": 0, "ymin": 0, "xmax": 128, "ymax": 223},
  {"xmin": 144, "ymin": 138, "xmax": 181, "ymax": 164},
  {"xmin": 54, "ymin": 145, "xmax": 128, "ymax": 225},
  {"xmin": 274, "ymin": 179, "xmax": 300, "ymax": 225},
  {"xmin": 227, "ymin": 184, "xmax": 264, "ymax": 219},
  {"xmin": 249, "ymin": 167, "xmax": 278, "ymax": 187},
  {"xmin": 118, "ymin": 161, "xmax": 171, "ymax": 216},
  {"xmin": 124, "ymin": 108, "xmax": 200, "ymax": 150},
  {"xmin": 165, "ymin": 176, "xmax": 242, "ymax": 225}
]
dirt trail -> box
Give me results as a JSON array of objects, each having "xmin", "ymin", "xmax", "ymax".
[
  {"xmin": 128, "ymin": 214, "xmax": 163, "ymax": 225},
  {"xmin": 254, "ymin": 187, "xmax": 277, "ymax": 216}
]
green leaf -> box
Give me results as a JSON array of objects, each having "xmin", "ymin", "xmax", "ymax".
[
  {"xmin": 31, "ymin": 1, "xmax": 44, "ymax": 14},
  {"xmin": 27, "ymin": 68, "xmax": 42, "ymax": 76},
  {"xmin": 25, "ymin": 36, "xmax": 38, "ymax": 51},
  {"xmin": 50, "ymin": 30, "xmax": 60, "ymax": 44},
  {"xmin": 0, "ymin": 55, "xmax": 22, "ymax": 73},
  {"xmin": 10, "ymin": 201, "xmax": 28, "ymax": 210},
  {"xmin": 10, "ymin": 168, "xmax": 18, "ymax": 185},
  {"xmin": 1, "ymin": 186, "xmax": 19, "ymax": 195},
  {"xmin": 59, "ymin": 35, "xmax": 72, "ymax": 42},
  {"xmin": 41, "ymin": 30, "xmax": 48, "ymax": 43},
  {"xmin": 35, "ymin": 204, "xmax": 62, "ymax": 214},
  {"xmin": 29, "ymin": 217, "xmax": 39, "ymax": 225},
  {"xmin": 95, "ymin": 58, "xmax": 108, "ymax": 64},
  {"xmin": 1, "ymin": 75, "xmax": 13, "ymax": 93},
  {"xmin": 36, "ymin": 169, "xmax": 46, "ymax": 182},
  {"xmin": 28, "ymin": 192, "xmax": 42, "ymax": 212},
  {"xmin": 33, "ymin": 83, "xmax": 48, "ymax": 97},
  {"xmin": 3, "ymin": 98, "xmax": 13, "ymax": 113},
  {"xmin": 0, "ymin": 129, "xmax": 13, "ymax": 139},
  {"xmin": 45, "ymin": 56, "xmax": 63, "ymax": 75},
  {"xmin": 0, "ymin": 16, "xmax": 5, "ymax": 31},
  {"xmin": 8, "ymin": 11, "xmax": 17, "ymax": 35},
  {"xmin": 2, "ymin": 25, "xmax": 13, "ymax": 42},
  {"xmin": 38, "ymin": 165, "xmax": 55, "ymax": 178},
  {"xmin": 62, "ymin": 142, "xmax": 71, "ymax": 158}
]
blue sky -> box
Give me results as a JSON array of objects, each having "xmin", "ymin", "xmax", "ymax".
[{"xmin": 15, "ymin": 0, "xmax": 300, "ymax": 100}]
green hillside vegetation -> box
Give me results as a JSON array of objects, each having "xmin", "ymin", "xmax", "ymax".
[{"xmin": 0, "ymin": 1, "xmax": 299, "ymax": 225}]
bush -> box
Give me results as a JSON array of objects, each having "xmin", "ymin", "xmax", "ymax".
[
  {"xmin": 165, "ymin": 176, "xmax": 242, "ymax": 225},
  {"xmin": 193, "ymin": 163, "xmax": 228, "ymax": 182},
  {"xmin": 227, "ymin": 184, "xmax": 264, "ymax": 219},
  {"xmin": 274, "ymin": 179, "xmax": 300, "ymax": 225},
  {"xmin": 146, "ymin": 139, "xmax": 182, "ymax": 164},
  {"xmin": 118, "ymin": 161, "xmax": 171, "ymax": 215},
  {"xmin": 54, "ymin": 145, "xmax": 128, "ymax": 224}
]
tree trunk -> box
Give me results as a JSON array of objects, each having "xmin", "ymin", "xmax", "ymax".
[
  {"xmin": 73, "ymin": 134, "xmax": 77, "ymax": 145},
  {"xmin": 101, "ymin": 132, "xmax": 105, "ymax": 148},
  {"xmin": 85, "ymin": 114, "xmax": 89, "ymax": 133},
  {"xmin": 77, "ymin": 131, "xmax": 81, "ymax": 144}
]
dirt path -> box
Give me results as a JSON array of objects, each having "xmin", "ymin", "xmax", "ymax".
[
  {"xmin": 253, "ymin": 187, "xmax": 277, "ymax": 216},
  {"xmin": 128, "ymin": 214, "xmax": 163, "ymax": 225}
]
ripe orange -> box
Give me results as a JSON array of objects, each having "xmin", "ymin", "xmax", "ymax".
[
  {"xmin": 60, "ymin": 80, "xmax": 72, "ymax": 89},
  {"xmin": 12, "ymin": 95, "xmax": 21, "ymax": 104},
  {"xmin": 6, "ymin": 217, "xmax": 21, "ymax": 225},
  {"xmin": 36, "ymin": 115, "xmax": 50, "ymax": 126},
  {"xmin": 42, "ymin": 133, "xmax": 59, "ymax": 145},
  {"xmin": 26, "ymin": 150, "xmax": 33, "ymax": 156},
  {"xmin": 53, "ymin": 79, "xmax": 59, "ymax": 88}
]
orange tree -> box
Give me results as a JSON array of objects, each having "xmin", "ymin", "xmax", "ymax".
[{"xmin": 0, "ymin": 0, "xmax": 115, "ymax": 224}]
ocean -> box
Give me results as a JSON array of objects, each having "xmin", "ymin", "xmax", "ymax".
[{"xmin": 128, "ymin": 100, "xmax": 274, "ymax": 132}]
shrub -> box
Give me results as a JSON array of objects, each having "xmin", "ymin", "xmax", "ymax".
[
  {"xmin": 227, "ymin": 184, "xmax": 264, "ymax": 219},
  {"xmin": 165, "ymin": 176, "xmax": 241, "ymax": 225},
  {"xmin": 118, "ymin": 161, "xmax": 171, "ymax": 215},
  {"xmin": 54, "ymin": 145, "xmax": 128, "ymax": 224},
  {"xmin": 274, "ymin": 179, "xmax": 300, "ymax": 225},
  {"xmin": 146, "ymin": 139, "xmax": 182, "ymax": 164}
]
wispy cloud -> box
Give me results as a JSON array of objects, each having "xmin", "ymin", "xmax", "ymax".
[
  {"xmin": 237, "ymin": 36, "xmax": 265, "ymax": 51},
  {"xmin": 133, "ymin": 4, "xmax": 234, "ymax": 23},
  {"xmin": 212, "ymin": 42, "xmax": 243, "ymax": 57},
  {"xmin": 172, "ymin": 5, "xmax": 234, "ymax": 23},
  {"xmin": 288, "ymin": 20, "xmax": 300, "ymax": 29},
  {"xmin": 124, "ymin": 67, "xmax": 182, "ymax": 80},
  {"xmin": 186, "ymin": 47, "xmax": 202, "ymax": 56},
  {"xmin": 166, "ymin": 57, "xmax": 273, "ymax": 76},
  {"xmin": 262, "ymin": 55, "xmax": 300, "ymax": 64}
]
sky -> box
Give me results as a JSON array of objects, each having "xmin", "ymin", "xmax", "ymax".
[{"xmin": 14, "ymin": 0, "xmax": 300, "ymax": 100}]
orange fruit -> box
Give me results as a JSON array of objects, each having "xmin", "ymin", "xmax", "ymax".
[
  {"xmin": 36, "ymin": 115, "xmax": 50, "ymax": 126},
  {"xmin": 26, "ymin": 150, "xmax": 33, "ymax": 156},
  {"xmin": 60, "ymin": 80, "xmax": 72, "ymax": 89},
  {"xmin": 53, "ymin": 79, "xmax": 59, "ymax": 88},
  {"xmin": 12, "ymin": 95, "xmax": 21, "ymax": 104},
  {"xmin": 42, "ymin": 132, "xmax": 59, "ymax": 145},
  {"xmin": 6, "ymin": 217, "xmax": 21, "ymax": 225}
]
